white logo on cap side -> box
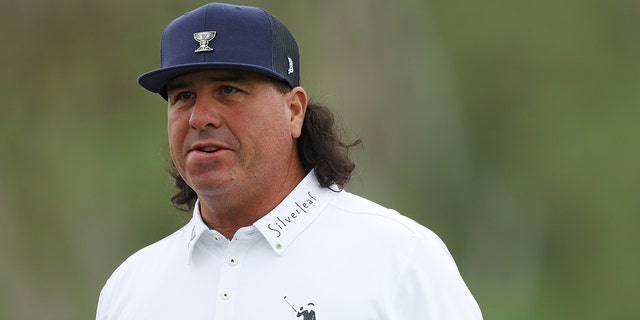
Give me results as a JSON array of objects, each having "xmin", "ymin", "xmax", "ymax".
[
  {"xmin": 287, "ymin": 57, "xmax": 294, "ymax": 74},
  {"xmin": 194, "ymin": 31, "xmax": 216, "ymax": 53}
]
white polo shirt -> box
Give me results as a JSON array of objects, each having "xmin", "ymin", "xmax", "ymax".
[{"xmin": 97, "ymin": 172, "xmax": 482, "ymax": 319}]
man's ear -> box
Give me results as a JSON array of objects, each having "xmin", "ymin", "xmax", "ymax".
[{"xmin": 287, "ymin": 86, "xmax": 308, "ymax": 139}]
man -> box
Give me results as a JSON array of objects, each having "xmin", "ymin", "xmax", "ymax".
[{"xmin": 97, "ymin": 3, "xmax": 482, "ymax": 319}]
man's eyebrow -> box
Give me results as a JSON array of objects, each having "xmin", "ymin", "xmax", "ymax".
[
  {"xmin": 166, "ymin": 80, "xmax": 191, "ymax": 94},
  {"xmin": 206, "ymin": 73, "xmax": 254, "ymax": 86}
]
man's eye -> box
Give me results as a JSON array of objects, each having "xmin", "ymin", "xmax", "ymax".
[
  {"xmin": 221, "ymin": 86, "xmax": 238, "ymax": 95},
  {"xmin": 176, "ymin": 91, "xmax": 194, "ymax": 101}
]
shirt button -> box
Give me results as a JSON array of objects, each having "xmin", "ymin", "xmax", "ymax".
[
  {"xmin": 227, "ymin": 257, "xmax": 238, "ymax": 266},
  {"xmin": 221, "ymin": 292, "xmax": 231, "ymax": 300}
]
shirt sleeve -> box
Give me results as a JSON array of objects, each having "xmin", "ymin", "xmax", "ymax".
[{"xmin": 388, "ymin": 229, "xmax": 483, "ymax": 319}]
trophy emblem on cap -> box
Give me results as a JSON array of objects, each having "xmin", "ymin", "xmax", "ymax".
[{"xmin": 194, "ymin": 31, "xmax": 216, "ymax": 53}]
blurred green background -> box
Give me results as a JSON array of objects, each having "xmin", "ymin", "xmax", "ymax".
[{"xmin": 1, "ymin": 0, "xmax": 638, "ymax": 319}]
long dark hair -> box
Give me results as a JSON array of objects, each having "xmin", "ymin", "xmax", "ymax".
[{"xmin": 168, "ymin": 96, "xmax": 362, "ymax": 212}]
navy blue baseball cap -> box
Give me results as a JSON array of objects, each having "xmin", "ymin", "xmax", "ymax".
[{"xmin": 138, "ymin": 3, "xmax": 300, "ymax": 98}]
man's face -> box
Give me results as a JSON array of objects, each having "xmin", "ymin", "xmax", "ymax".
[{"xmin": 166, "ymin": 70, "xmax": 307, "ymax": 202}]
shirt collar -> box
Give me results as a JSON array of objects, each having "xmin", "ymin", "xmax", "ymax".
[
  {"xmin": 254, "ymin": 170, "xmax": 336, "ymax": 255},
  {"xmin": 185, "ymin": 201, "xmax": 212, "ymax": 264},
  {"xmin": 185, "ymin": 170, "xmax": 338, "ymax": 263}
]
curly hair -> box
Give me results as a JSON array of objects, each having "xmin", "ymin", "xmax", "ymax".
[{"xmin": 168, "ymin": 90, "xmax": 362, "ymax": 212}]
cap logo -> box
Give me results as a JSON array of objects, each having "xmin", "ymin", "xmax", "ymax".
[
  {"xmin": 287, "ymin": 57, "xmax": 294, "ymax": 75},
  {"xmin": 194, "ymin": 31, "xmax": 216, "ymax": 53}
]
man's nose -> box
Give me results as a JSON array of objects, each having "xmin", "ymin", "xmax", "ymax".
[{"xmin": 188, "ymin": 95, "xmax": 222, "ymax": 130}]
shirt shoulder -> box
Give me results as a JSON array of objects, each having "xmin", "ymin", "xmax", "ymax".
[
  {"xmin": 332, "ymin": 190, "xmax": 445, "ymax": 244},
  {"xmin": 329, "ymin": 191, "xmax": 482, "ymax": 319},
  {"xmin": 97, "ymin": 224, "xmax": 192, "ymax": 319},
  {"xmin": 100, "ymin": 224, "xmax": 189, "ymax": 291},
  {"xmin": 123, "ymin": 225, "xmax": 187, "ymax": 266}
]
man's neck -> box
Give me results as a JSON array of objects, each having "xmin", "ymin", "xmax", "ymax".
[{"xmin": 197, "ymin": 168, "xmax": 307, "ymax": 240}]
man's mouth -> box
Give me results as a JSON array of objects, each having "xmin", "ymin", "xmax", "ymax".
[{"xmin": 197, "ymin": 146, "xmax": 220, "ymax": 153}]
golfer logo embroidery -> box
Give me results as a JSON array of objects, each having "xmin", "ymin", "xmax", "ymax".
[{"xmin": 284, "ymin": 296, "xmax": 316, "ymax": 320}]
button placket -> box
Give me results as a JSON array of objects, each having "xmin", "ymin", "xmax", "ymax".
[{"xmin": 213, "ymin": 228, "xmax": 257, "ymax": 319}]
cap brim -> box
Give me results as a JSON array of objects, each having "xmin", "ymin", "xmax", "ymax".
[{"xmin": 138, "ymin": 62, "xmax": 288, "ymax": 95}]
